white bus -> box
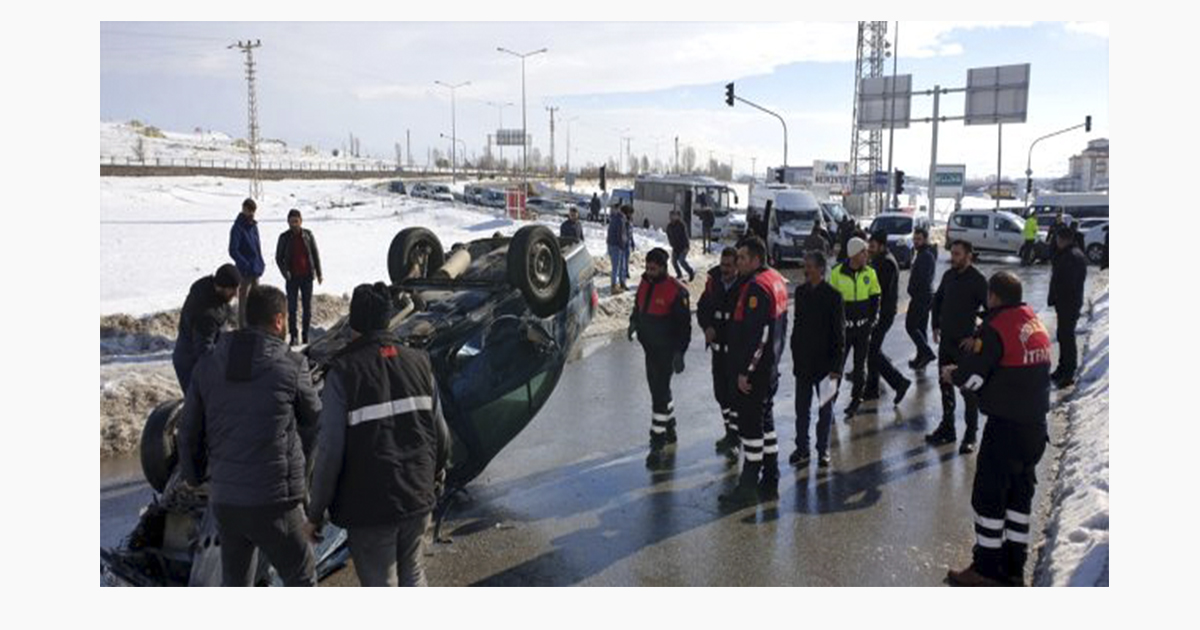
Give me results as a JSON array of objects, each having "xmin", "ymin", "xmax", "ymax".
[
  {"xmin": 632, "ymin": 175, "xmax": 738, "ymax": 238},
  {"xmin": 1028, "ymin": 193, "xmax": 1109, "ymax": 221}
]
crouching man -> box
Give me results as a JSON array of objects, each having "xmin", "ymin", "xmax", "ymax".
[
  {"xmin": 942, "ymin": 271, "xmax": 1052, "ymax": 587},
  {"xmin": 305, "ymin": 283, "xmax": 452, "ymax": 586}
]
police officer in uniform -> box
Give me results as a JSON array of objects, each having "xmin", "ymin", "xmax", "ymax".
[
  {"xmin": 828, "ymin": 237, "xmax": 880, "ymax": 418},
  {"xmin": 697, "ymin": 247, "xmax": 741, "ymax": 460},
  {"xmin": 629, "ymin": 248, "xmax": 692, "ymax": 468},
  {"xmin": 864, "ymin": 231, "xmax": 912, "ymax": 405},
  {"xmin": 926, "ymin": 240, "xmax": 989, "ymax": 454},
  {"xmin": 943, "ymin": 271, "xmax": 1052, "ymax": 587},
  {"xmin": 719, "ymin": 236, "xmax": 789, "ymax": 506}
]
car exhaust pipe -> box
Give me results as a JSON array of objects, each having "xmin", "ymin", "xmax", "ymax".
[{"xmin": 434, "ymin": 248, "xmax": 472, "ymax": 280}]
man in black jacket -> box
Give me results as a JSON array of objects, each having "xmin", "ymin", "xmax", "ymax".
[
  {"xmin": 790, "ymin": 250, "xmax": 845, "ymax": 468},
  {"xmin": 1049, "ymin": 227, "xmax": 1089, "ymax": 388},
  {"xmin": 274, "ymin": 209, "xmax": 324, "ymax": 346},
  {"xmin": 906, "ymin": 227, "xmax": 937, "ymax": 368},
  {"xmin": 629, "ymin": 248, "xmax": 692, "ymax": 468},
  {"xmin": 560, "ymin": 207, "xmax": 585, "ymax": 241},
  {"xmin": 864, "ymin": 232, "xmax": 912, "ymax": 405},
  {"xmin": 667, "ymin": 210, "xmax": 695, "ymax": 282},
  {"xmin": 942, "ymin": 271, "xmax": 1052, "ymax": 587},
  {"xmin": 696, "ymin": 247, "xmax": 740, "ymax": 459},
  {"xmin": 172, "ymin": 264, "xmax": 240, "ymax": 393},
  {"xmin": 720, "ymin": 236, "xmax": 790, "ymax": 505},
  {"xmin": 588, "ymin": 192, "xmax": 602, "ymax": 222},
  {"xmin": 178, "ymin": 285, "xmax": 322, "ymax": 586},
  {"xmin": 305, "ymin": 283, "xmax": 451, "ymax": 587},
  {"xmin": 926, "ymin": 240, "xmax": 989, "ymax": 454}
]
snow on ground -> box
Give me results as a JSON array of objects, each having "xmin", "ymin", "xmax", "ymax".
[
  {"xmin": 1036, "ymin": 270, "xmax": 1110, "ymax": 586},
  {"xmin": 99, "ymin": 174, "xmax": 714, "ymax": 455}
]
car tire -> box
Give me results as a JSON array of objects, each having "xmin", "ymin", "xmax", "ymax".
[
  {"xmin": 507, "ymin": 225, "xmax": 565, "ymax": 318},
  {"xmin": 141, "ymin": 398, "xmax": 184, "ymax": 493},
  {"xmin": 388, "ymin": 227, "xmax": 445, "ymax": 285},
  {"xmin": 1086, "ymin": 243, "xmax": 1105, "ymax": 265}
]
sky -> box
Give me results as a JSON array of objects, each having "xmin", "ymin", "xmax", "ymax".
[{"xmin": 100, "ymin": 21, "xmax": 1108, "ymax": 180}]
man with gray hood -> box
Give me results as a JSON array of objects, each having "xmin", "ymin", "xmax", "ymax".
[
  {"xmin": 305, "ymin": 283, "xmax": 451, "ymax": 587},
  {"xmin": 178, "ymin": 285, "xmax": 322, "ymax": 586}
]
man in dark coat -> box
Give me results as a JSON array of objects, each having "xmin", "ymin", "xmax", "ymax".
[
  {"xmin": 906, "ymin": 227, "xmax": 937, "ymax": 368},
  {"xmin": 1048, "ymin": 227, "xmax": 1089, "ymax": 388},
  {"xmin": 305, "ymin": 283, "xmax": 451, "ymax": 587},
  {"xmin": 696, "ymin": 247, "xmax": 740, "ymax": 458},
  {"xmin": 172, "ymin": 264, "xmax": 240, "ymax": 393},
  {"xmin": 790, "ymin": 250, "xmax": 845, "ymax": 468},
  {"xmin": 588, "ymin": 192, "xmax": 602, "ymax": 222},
  {"xmin": 560, "ymin": 207, "xmax": 585, "ymax": 241},
  {"xmin": 178, "ymin": 285, "xmax": 322, "ymax": 586},
  {"xmin": 274, "ymin": 209, "xmax": 324, "ymax": 346},
  {"xmin": 229, "ymin": 197, "xmax": 265, "ymax": 328},
  {"xmin": 864, "ymin": 231, "xmax": 912, "ymax": 404},
  {"xmin": 667, "ymin": 210, "xmax": 695, "ymax": 282}
]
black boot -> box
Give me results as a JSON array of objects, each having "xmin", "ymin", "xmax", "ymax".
[
  {"xmin": 759, "ymin": 454, "xmax": 780, "ymax": 500},
  {"xmin": 645, "ymin": 432, "xmax": 670, "ymax": 469},
  {"xmin": 893, "ymin": 379, "xmax": 912, "ymax": 405},
  {"xmin": 844, "ymin": 398, "xmax": 862, "ymax": 418},
  {"xmin": 959, "ymin": 426, "xmax": 977, "ymax": 455},
  {"xmin": 925, "ymin": 419, "xmax": 957, "ymax": 446},
  {"xmin": 789, "ymin": 448, "xmax": 811, "ymax": 467},
  {"xmin": 719, "ymin": 461, "xmax": 762, "ymax": 508},
  {"xmin": 714, "ymin": 429, "xmax": 739, "ymax": 457}
]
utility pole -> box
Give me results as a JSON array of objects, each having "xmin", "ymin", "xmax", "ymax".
[
  {"xmin": 435, "ymin": 80, "xmax": 471, "ymax": 183},
  {"xmin": 886, "ymin": 21, "xmax": 900, "ymax": 210},
  {"xmin": 751, "ymin": 156, "xmax": 757, "ymax": 179},
  {"xmin": 996, "ymin": 123, "xmax": 1003, "ymax": 211},
  {"xmin": 545, "ymin": 105, "xmax": 559, "ymax": 176},
  {"xmin": 406, "ymin": 129, "xmax": 411, "ymax": 168},
  {"xmin": 674, "ymin": 136, "xmax": 679, "ymax": 174},
  {"xmin": 498, "ymin": 47, "xmax": 548, "ymax": 198},
  {"xmin": 228, "ymin": 39, "xmax": 262, "ymax": 200},
  {"xmin": 622, "ymin": 137, "xmax": 633, "ymax": 175},
  {"xmin": 927, "ymin": 85, "xmax": 941, "ymax": 224}
]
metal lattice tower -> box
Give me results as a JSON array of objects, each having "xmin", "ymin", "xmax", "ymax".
[
  {"xmin": 545, "ymin": 105, "xmax": 558, "ymax": 175},
  {"xmin": 849, "ymin": 22, "xmax": 888, "ymax": 202},
  {"xmin": 229, "ymin": 40, "xmax": 263, "ymax": 201}
]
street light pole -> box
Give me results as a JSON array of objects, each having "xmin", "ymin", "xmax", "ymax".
[
  {"xmin": 498, "ymin": 47, "xmax": 548, "ymax": 198},
  {"xmin": 435, "ymin": 80, "xmax": 470, "ymax": 183},
  {"xmin": 1024, "ymin": 117, "xmax": 1092, "ymax": 206}
]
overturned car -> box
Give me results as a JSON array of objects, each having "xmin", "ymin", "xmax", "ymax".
[{"xmin": 102, "ymin": 225, "xmax": 597, "ymax": 586}]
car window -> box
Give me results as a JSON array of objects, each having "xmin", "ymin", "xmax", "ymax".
[{"xmin": 995, "ymin": 217, "xmax": 1021, "ymax": 233}]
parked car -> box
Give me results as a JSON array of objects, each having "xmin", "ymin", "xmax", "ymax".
[
  {"xmin": 867, "ymin": 212, "xmax": 934, "ymax": 269},
  {"xmin": 481, "ymin": 189, "xmax": 507, "ymax": 209},
  {"xmin": 388, "ymin": 180, "xmax": 407, "ymax": 195},
  {"xmin": 607, "ymin": 188, "xmax": 633, "ymax": 210},
  {"xmin": 431, "ymin": 184, "xmax": 454, "ymax": 203},
  {"xmin": 945, "ymin": 209, "xmax": 1027, "ymax": 258},
  {"xmin": 527, "ymin": 197, "xmax": 570, "ymax": 217},
  {"xmin": 1083, "ymin": 222, "xmax": 1109, "ymax": 265},
  {"xmin": 410, "ymin": 182, "xmax": 431, "ymax": 198},
  {"xmin": 101, "ymin": 225, "xmax": 598, "ymax": 586}
]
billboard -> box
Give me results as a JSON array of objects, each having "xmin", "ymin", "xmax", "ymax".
[
  {"xmin": 856, "ymin": 74, "xmax": 912, "ymax": 130},
  {"xmin": 496, "ymin": 129, "xmax": 531, "ymax": 146},
  {"xmin": 935, "ymin": 164, "xmax": 966, "ymax": 198},
  {"xmin": 965, "ymin": 64, "xmax": 1031, "ymax": 125}
]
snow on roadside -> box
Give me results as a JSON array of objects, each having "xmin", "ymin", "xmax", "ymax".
[{"xmin": 1036, "ymin": 270, "xmax": 1110, "ymax": 586}]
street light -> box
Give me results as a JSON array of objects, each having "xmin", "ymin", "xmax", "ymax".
[
  {"xmin": 497, "ymin": 46, "xmax": 548, "ymax": 194},
  {"xmin": 434, "ymin": 80, "xmax": 470, "ymax": 183},
  {"xmin": 1024, "ymin": 115, "xmax": 1093, "ymax": 205},
  {"xmin": 439, "ymin": 133, "xmax": 468, "ymax": 165},
  {"xmin": 485, "ymin": 100, "xmax": 514, "ymax": 167},
  {"xmin": 565, "ymin": 116, "xmax": 579, "ymax": 174}
]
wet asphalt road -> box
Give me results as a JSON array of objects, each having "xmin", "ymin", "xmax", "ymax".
[{"xmin": 100, "ymin": 253, "xmax": 1087, "ymax": 586}]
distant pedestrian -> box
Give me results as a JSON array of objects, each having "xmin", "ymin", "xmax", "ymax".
[
  {"xmin": 667, "ymin": 210, "xmax": 695, "ymax": 282},
  {"xmin": 804, "ymin": 221, "xmax": 831, "ymax": 258},
  {"xmin": 305, "ymin": 283, "xmax": 451, "ymax": 587},
  {"xmin": 720, "ymin": 236, "xmax": 789, "ymax": 506},
  {"xmin": 926, "ymin": 240, "xmax": 989, "ymax": 454},
  {"xmin": 828, "ymin": 237, "xmax": 880, "ymax": 418},
  {"xmin": 789, "ymin": 250, "xmax": 844, "ymax": 468},
  {"xmin": 606, "ymin": 205, "xmax": 629, "ymax": 294},
  {"xmin": 1020, "ymin": 213, "xmax": 1040, "ymax": 265},
  {"xmin": 560, "ymin": 207, "xmax": 585, "ymax": 241},
  {"xmin": 178, "ymin": 285, "xmax": 321, "ymax": 587},
  {"xmin": 1048, "ymin": 226, "xmax": 1088, "ymax": 388},
  {"xmin": 906, "ymin": 226, "xmax": 937, "ymax": 369},
  {"xmin": 629, "ymin": 248, "xmax": 692, "ymax": 469},
  {"xmin": 172, "ymin": 264, "xmax": 240, "ymax": 393},
  {"xmin": 589, "ymin": 192, "xmax": 602, "ymax": 222},
  {"xmin": 864, "ymin": 231, "xmax": 912, "ymax": 405},
  {"xmin": 943, "ymin": 271, "xmax": 1051, "ymax": 587},
  {"xmin": 697, "ymin": 247, "xmax": 740, "ymax": 459},
  {"xmin": 274, "ymin": 209, "xmax": 324, "ymax": 347},
  {"xmin": 698, "ymin": 193, "xmax": 715, "ymax": 254},
  {"xmin": 229, "ymin": 197, "xmax": 265, "ymax": 328},
  {"xmin": 623, "ymin": 205, "xmax": 636, "ymax": 288}
]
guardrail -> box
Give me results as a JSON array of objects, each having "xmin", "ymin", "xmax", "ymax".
[{"xmin": 99, "ymin": 156, "xmax": 528, "ymax": 181}]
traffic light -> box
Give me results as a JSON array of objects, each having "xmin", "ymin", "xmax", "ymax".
[
  {"xmin": 599, "ymin": 165, "xmax": 607, "ymax": 192},
  {"xmin": 725, "ymin": 83, "xmax": 735, "ymax": 107},
  {"xmin": 774, "ymin": 167, "xmax": 785, "ymax": 183},
  {"xmin": 1085, "ymin": 115, "xmax": 1092, "ymax": 133},
  {"xmin": 894, "ymin": 170, "xmax": 905, "ymax": 196}
]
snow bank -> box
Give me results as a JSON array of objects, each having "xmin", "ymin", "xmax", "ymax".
[{"xmin": 1036, "ymin": 271, "xmax": 1110, "ymax": 586}]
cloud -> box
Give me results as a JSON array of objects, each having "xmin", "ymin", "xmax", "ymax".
[{"xmin": 1065, "ymin": 22, "xmax": 1109, "ymax": 38}]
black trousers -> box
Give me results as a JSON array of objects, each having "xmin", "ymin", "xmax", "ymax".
[
  {"xmin": 732, "ymin": 372, "xmax": 779, "ymax": 477},
  {"xmin": 286, "ymin": 275, "xmax": 315, "ymax": 343},
  {"xmin": 1055, "ymin": 306, "xmax": 1080, "ymax": 378},
  {"xmin": 795, "ymin": 373, "xmax": 834, "ymax": 454},
  {"xmin": 906, "ymin": 296, "xmax": 935, "ymax": 361},
  {"xmin": 938, "ymin": 341, "xmax": 979, "ymax": 434},
  {"xmin": 212, "ymin": 501, "xmax": 315, "ymax": 587},
  {"xmin": 711, "ymin": 350, "xmax": 735, "ymax": 436},
  {"xmin": 867, "ymin": 315, "xmax": 909, "ymax": 393},
  {"xmin": 702, "ymin": 225, "xmax": 713, "ymax": 254},
  {"xmin": 970, "ymin": 419, "xmax": 1048, "ymax": 582},
  {"xmin": 844, "ymin": 325, "xmax": 871, "ymax": 401},
  {"xmin": 644, "ymin": 348, "xmax": 677, "ymax": 437}
]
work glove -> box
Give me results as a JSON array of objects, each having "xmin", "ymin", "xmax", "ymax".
[
  {"xmin": 627, "ymin": 322, "xmax": 637, "ymax": 342},
  {"xmin": 673, "ymin": 352, "xmax": 685, "ymax": 374}
]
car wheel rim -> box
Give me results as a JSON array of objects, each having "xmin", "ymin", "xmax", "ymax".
[{"xmin": 531, "ymin": 242, "xmax": 554, "ymax": 290}]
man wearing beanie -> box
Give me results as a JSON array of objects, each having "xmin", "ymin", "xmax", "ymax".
[
  {"xmin": 171, "ymin": 263, "xmax": 241, "ymax": 393},
  {"xmin": 828, "ymin": 236, "xmax": 880, "ymax": 418},
  {"xmin": 306, "ymin": 283, "xmax": 451, "ymax": 587}
]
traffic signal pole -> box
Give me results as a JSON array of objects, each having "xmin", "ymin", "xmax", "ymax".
[
  {"xmin": 726, "ymin": 83, "xmax": 788, "ymax": 168},
  {"xmin": 1024, "ymin": 115, "xmax": 1092, "ymax": 206}
]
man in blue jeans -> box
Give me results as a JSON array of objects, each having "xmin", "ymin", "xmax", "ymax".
[
  {"xmin": 229, "ymin": 197, "xmax": 265, "ymax": 328},
  {"xmin": 274, "ymin": 209, "xmax": 324, "ymax": 346},
  {"xmin": 607, "ymin": 205, "xmax": 629, "ymax": 293},
  {"xmin": 789, "ymin": 251, "xmax": 845, "ymax": 468}
]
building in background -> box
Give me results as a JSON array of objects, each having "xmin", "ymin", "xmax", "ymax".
[{"xmin": 1055, "ymin": 138, "xmax": 1109, "ymax": 192}]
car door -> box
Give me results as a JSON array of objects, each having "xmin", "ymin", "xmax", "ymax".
[{"xmin": 993, "ymin": 215, "xmax": 1024, "ymax": 254}]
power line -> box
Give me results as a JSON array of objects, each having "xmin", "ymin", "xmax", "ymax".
[{"xmin": 102, "ymin": 28, "xmax": 231, "ymax": 42}]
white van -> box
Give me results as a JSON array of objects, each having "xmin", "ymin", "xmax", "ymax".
[
  {"xmin": 944, "ymin": 210, "xmax": 1027, "ymax": 257},
  {"xmin": 766, "ymin": 189, "xmax": 823, "ymax": 265}
]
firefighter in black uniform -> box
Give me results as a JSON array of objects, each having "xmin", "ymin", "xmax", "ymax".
[
  {"xmin": 629, "ymin": 248, "xmax": 692, "ymax": 468},
  {"xmin": 1049, "ymin": 226, "xmax": 1088, "ymax": 389},
  {"xmin": 943, "ymin": 271, "xmax": 1052, "ymax": 587},
  {"xmin": 719, "ymin": 236, "xmax": 790, "ymax": 507},
  {"xmin": 696, "ymin": 246, "xmax": 741, "ymax": 460},
  {"xmin": 864, "ymin": 231, "xmax": 912, "ymax": 405},
  {"xmin": 926, "ymin": 240, "xmax": 989, "ymax": 454}
]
